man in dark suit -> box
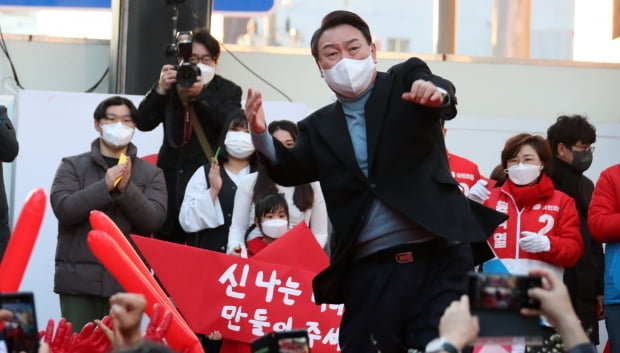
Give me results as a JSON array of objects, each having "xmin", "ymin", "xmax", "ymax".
[
  {"xmin": 245, "ymin": 10, "xmax": 505, "ymax": 353},
  {"xmin": 0, "ymin": 105, "xmax": 19, "ymax": 263}
]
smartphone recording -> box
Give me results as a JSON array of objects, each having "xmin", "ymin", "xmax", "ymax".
[
  {"xmin": 468, "ymin": 272, "xmax": 542, "ymax": 311},
  {"xmin": 251, "ymin": 329, "xmax": 311, "ymax": 353},
  {"xmin": 0, "ymin": 292, "xmax": 40, "ymax": 353}
]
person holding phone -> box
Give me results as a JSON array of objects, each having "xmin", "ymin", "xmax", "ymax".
[
  {"xmin": 430, "ymin": 268, "xmax": 595, "ymax": 353},
  {"xmin": 0, "ymin": 293, "xmax": 39, "ymax": 353}
]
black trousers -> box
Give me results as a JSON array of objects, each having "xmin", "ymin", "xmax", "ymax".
[{"xmin": 339, "ymin": 240, "xmax": 473, "ymax": 353}]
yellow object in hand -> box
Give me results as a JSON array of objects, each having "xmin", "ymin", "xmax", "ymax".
[{"xmin": 113, "ymin": 153, "xmax": 127, "ymax": 187}]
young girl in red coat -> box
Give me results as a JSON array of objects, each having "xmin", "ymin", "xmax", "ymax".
[
  {"xmin": 245, "ymin": 193, "xmax": 290, "ymax": 257},
  {"xmin": 219, "ymin": 194, "xmax": 291, "ymax": 353}
]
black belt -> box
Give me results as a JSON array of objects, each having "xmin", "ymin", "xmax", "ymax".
[{"xmin": 360, "ymin": 238, "xmax": 460, "ymax": 264}]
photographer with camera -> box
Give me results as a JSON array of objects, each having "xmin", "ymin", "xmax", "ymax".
[{"xmin": 137, "ymin": 29, "xmax": 243, "ymax": 245}]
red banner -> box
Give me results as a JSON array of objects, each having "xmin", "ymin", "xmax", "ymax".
[{"xmin": 132, "ymin": 223, "xmax": 342, "ymax": 353}]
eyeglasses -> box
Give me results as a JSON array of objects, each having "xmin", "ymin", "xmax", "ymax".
[
  {"xmin": 572, "ymin": 145, "xmax": 595, "ymax": 153},
  {"xmin": 189, "ymin": 54, "xmax": 215, "ymax": 65},
  {"xmin": 103, "ymin": 113, "xmax": 135, "ymax": 125}
]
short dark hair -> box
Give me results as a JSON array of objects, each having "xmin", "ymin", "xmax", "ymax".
[
  {"xmin": 310, "ymin": 10, "xmax": 372, "ymax": 60},
  {"xmin": 93, "ymin": 96, "xmax": 138, "ymax": 122},
  {"xmin": 268, "ymin": 120, "xmax": 299, "ymax": 142},
  {"xmin": 255, "ymin": 193, "xmax": 289, "ymax": 222},
  {"xmin": 546, "ymin": 115, "xmax": 596, "ymax": 156},
  {"xmin": 501, "ymin": 133, "xmax": 553, "ymax": 175},
  {"xmin": 192, "ymin": 28, "xmax": 221, "ymax": 62}
]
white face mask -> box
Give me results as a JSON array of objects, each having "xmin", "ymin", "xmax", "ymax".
[
  {"xmin": 197, "ymin": 63, "xmax": 215, "ymax": 85},
  {"xmin": 100, "ymin": 122, "xmax": 135, "ymax": 149},
  {"xmin": 322, "ymin": 54, "xmax": 376, "ymax": 97},
  {"xmin": 224, "ymin": 131, "xmax": 254, "ymax": 159},
  {"xmin": 260, "ymin": 219, "xmax": 289, "ymax": 239},
  {"xmin": 506, "ymin": 163, "xmax": 542, "ymax": 185}
]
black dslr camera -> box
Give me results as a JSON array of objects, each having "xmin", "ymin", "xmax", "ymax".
[{"xmin": 175, "ymin": 31, "xmax": 201, "ymax": 88}]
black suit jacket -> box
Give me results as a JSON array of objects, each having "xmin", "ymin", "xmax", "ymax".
[{"xmin": 261, "ymin": 58, "xmax": 506, "ymax": 303}]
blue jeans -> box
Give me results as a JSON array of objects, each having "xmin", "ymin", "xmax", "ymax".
[{"xmin": 606, "ymin": 304, "xmax": 620, "ymax": 353}]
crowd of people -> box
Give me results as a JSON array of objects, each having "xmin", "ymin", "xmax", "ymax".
[{"xmin": 0, "ymin": 8, "xmax": 618, "ymax": 353}]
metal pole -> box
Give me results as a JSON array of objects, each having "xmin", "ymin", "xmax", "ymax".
[
  {"xmin": 110, "ymin": 0, "xmax": 129, "ymax": 93},
  {"xmin": 436, "ymin": 0, "xmax": 457, "ymax": 54},
  {"xmin": 205, "ymin": 0, "xmax": 213, "ymax": 31},
  {"xmin": 493, "ymin": 0, "xmax": 531, "ymax": 58}
]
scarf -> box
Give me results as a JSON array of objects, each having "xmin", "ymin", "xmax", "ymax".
[{"xmin": 503, "ymin": 174, "xmax": 555, "ymax": 209}]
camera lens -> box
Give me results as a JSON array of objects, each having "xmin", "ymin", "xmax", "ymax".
[{"xmin": 176, "ymin": 64, "xmax": 198, "ymax": 88}]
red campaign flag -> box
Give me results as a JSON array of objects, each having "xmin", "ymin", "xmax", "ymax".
[
  {"xmin": 251, "ymin": 222, "xmax": 329, "ymax": 272},
  {"xmin": 131, "ymin": 223, "xmax": 342, "ymax": 353}
]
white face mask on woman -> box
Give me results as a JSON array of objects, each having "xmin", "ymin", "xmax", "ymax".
[
  {"xmin": 101, "ymin": 122, "xmax": 135, "ymax": 149},
  {"xmin": 224, "ymin": 131, "xmax": 254, "ymax": 159},
  {"xmin": 260, "ymin": 219, "xmax": 289, "ymax": 239},
  {"xmin": 505, "ymin": 163, "xmax": 542, "ymax": 185},
  {"xmin": 322, "ymin": 54, "xmax": 375, "ymax": 97}
]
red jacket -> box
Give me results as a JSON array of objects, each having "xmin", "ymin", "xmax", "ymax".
[
  {"xmin": 483, "ymin": 175, "xmax": 583, "ymax": 275},
  {"xmin": 447, "ymin": 152, "xmax": 482, "ymax": 195},
  {"xmin": 588, "ymin": 164, "xmax": 620, "ymax": 304},
  {"xmin": 588, "ymin": 163, "xmax": 620, "ymax": 243},
  {"xmin": 246, "ymin": 236, "xmax": 269, "ymax": 257}
]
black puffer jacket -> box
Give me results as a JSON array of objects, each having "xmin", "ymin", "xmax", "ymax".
[{"xmin": 51, "ymin": 140, "xmax": 167, "ymax": 297}]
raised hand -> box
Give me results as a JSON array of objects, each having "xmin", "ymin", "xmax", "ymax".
[
  {"xmin": 157, "ymin": 65, "xmax": 177, "ymax": 95},
  {"xmin": 96, "ymin": 293, "xmax": 146, "ymax": 350},
  {"xmin": 208, "ymin": 161, "xmax": 222, "ymax": 202},
  {"xmin": 401, "ymin": 79, "xmax": 447, "ymax": 108},
  {"xmin": 244, "ymin": 88, "xmax": 266, "ymax": 133}
]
